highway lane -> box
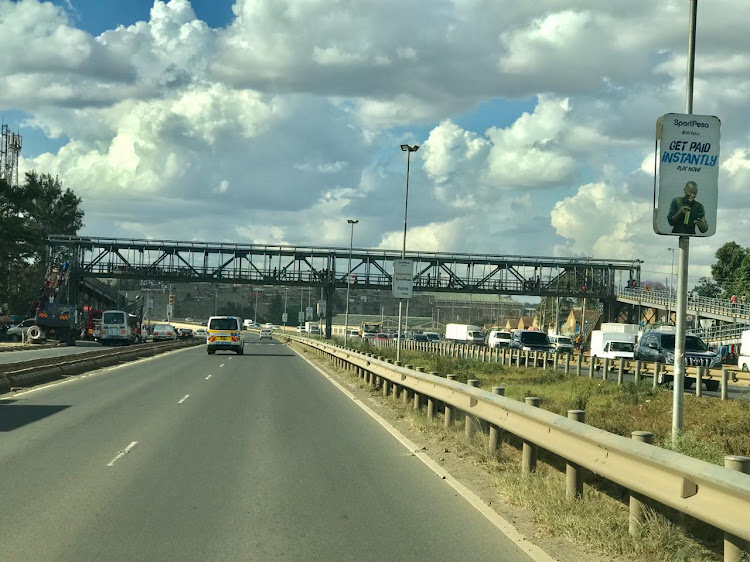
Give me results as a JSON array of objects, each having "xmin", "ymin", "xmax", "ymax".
[{"xmin": 0, "ymin": 338, "xmax": 536, "ymax": 561}]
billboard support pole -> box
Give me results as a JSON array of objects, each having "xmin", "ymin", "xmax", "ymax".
[{"xmin": 672, "ymin": 0, "xmax": 698, "ymax": 443}]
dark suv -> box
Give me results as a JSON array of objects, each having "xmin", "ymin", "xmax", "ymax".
[
  {"xmin": 634, "ymin": 329, "xmax": 721, "ymax": 390},
  {"xmin": 509, "ymin": 330, "xmax": 554, "ymax": 352}
]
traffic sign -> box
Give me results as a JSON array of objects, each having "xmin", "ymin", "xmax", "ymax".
[
  {"xmin": 654, "ymin": 113, "xmax": 720, "ymax": 237},
  {"xmin": 305, "ymin": 306, "xmax": 314, "ymax": 320},
  {"xmin": 392, "ymin": 259, "xmax": 414, "ymax": 299},
  {"xmin": 298, "ymin": 311, "xmax": 305, "ymax": 323},
  {"xmin": 282, "ymin": 312, "xmax": 288, "ymax": 323},
  {"xmin": 317, "ymin": 300, "xmax": 326, "ymax": 316}
]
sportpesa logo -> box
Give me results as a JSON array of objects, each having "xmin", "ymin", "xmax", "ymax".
[{"xmin": 674, "ymin": 119, "xmax": 710, "ymax": 128}]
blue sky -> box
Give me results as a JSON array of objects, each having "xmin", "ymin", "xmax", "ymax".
[{"xmin": 48, "ymin": 0, "xmax": 235, "ymax": 33}]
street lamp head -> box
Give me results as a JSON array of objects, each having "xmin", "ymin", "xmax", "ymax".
[
  {"xmin": 347, "ymin": 219, "xmax": 359, "ymax": 224},
  {"xmin": 400, "ymin": 144, "xmax": 419, "ymax": 152}
]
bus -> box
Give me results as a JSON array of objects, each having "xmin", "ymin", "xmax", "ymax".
[{"xmin": 98, "ymin": 310, "xmax": 141, "ymax": 345}]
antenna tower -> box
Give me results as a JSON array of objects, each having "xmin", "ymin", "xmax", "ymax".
[{"xmin": 0, "ymin": 123, "xmax": 22, "ymax": 187}]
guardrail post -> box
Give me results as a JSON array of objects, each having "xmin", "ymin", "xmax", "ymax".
[
  {"xmin": 695, "ymin": 366, "xmax": 703, "ymax": 397},
  {"xmin": 576, "ymin": 353, "xmax": 582, "ymax": 376},
  {"xmin": 721, "ymin": 369, "xmax": 729, "ymax": 400},
  {"xmin": 522, "ymin": 397, "xmax": 540, "ymax": 472},
  {"xmin": 382, "ymin": 376, "xmax": 391, "ymax": 397},
  {"xmin": 724, "ymin": 456, "xmax": 750, "ymax": 562},
  {"xmin": 445, "ymin": 374, "xmax": 457, "ymax": 427},
  {"xmin": 465, "ymin": 379, "xmax": 480, "ymax": 441},
  {"xmin": 501, "ymin": 348, "xmax": 506, "ymax": 366},
  {"xmin": 523, "ymin": 350, "xmax": 530, "ymax": 368},
  {"xmin": 602, "ymin": 358, "xmax": 610, "ymax": 380},
  {"xmin": 488, "ymin": 386, "xmax": 505, "ymax": 454},
  {"xmin": 653, "ymin": 363, "xmax": 660, "ymax": 389},
  {"xmin": 427, "ymin": 372, "xmax": 439, "ymax": 419},
  {"xmin": 533, "ymin": 350, "xmax": 539, "ymax": 369},
  {"xmin": 564, "ymin": 353, "xmax": 571, "ymax": 375},
  {"xmin": 629, "ymin": 431, "xmax": 654, "ymax": 537},
  {"xmin": 566, "ymin": 410, "xmax": 586, "ymax": 499},
  {"xmin": 414, "ymin": 367, "xmax": 426, "ymax": 410},
  {"xmin": 634, "ymin": 360, "xmax": 641, "ymax": 383},
  {"xmin": 588, "ymin": 356, "xmax": 595, "ymax": 378},
  {"xmin": 618, "ymin": 359, "xmax": 625, "ymax": 385}
]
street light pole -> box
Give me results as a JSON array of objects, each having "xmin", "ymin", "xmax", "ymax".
[
  {"xmin": 667, "ymin": 247, "xmax": 676, "ymax": 323},
  {"xmin": 397, "ymin": 143, "xmax": 419, "ymax": 363},
  {"xmin": 344, "ymin": 219, "xmax": 358, "ymax": 346}
]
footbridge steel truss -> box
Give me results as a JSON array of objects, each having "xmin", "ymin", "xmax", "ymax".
[{"xmin": 49, "ymin": 236, "xmax": 641, "ymax": 335}]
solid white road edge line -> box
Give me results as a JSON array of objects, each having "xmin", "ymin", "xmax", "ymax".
[
  {"xmin": 5, "ymin": 345, "xmax": 201, "ymax": 399},
  {"xmin": 293, "ymin": 349, "xmax": 557, "ymax": 562},
  {"xmin": 178, "ymin": 394, "xmax": 190, "ymax": 404},
  {"xmin": 107, "ymin": 441, "xmax": 138, "ymax": 467}
]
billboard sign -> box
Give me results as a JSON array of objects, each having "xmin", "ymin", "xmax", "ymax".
[
  {"xmin": 654, "ymin": 113, "xmax": 720, "ymax": 237},
  {"xmin": 392, "ymin": 259, "xmax": 414, "ymax": 299}
]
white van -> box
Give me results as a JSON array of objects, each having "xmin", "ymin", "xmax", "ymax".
[
  {"xmin": 207, "ymin": 316, "xmax": 245, "ymax": 355},
  {"xmin": 99, "ymin": 310, "xmax": 140, "ymax": 345},
  {"xmin": 487, "ymin": 330, "xmax": 512, "ymax": 349}
]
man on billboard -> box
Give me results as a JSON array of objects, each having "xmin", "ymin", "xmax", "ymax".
[{"xmin": 667, "ymin": 181, "xmax": 709, "ymax": 235}]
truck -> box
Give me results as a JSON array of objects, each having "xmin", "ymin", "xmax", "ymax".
[
  {"xmin": 359, "ymin": 321, "xmax": 381, "ymax": 338},
  {"xmin": 738, "ymin": 330, "xmax": 750, "ymax": 372},
  {"xmin": 27, "ymin": 302, "xmax": 78, "ymax": 346},
  {"xmin": 590, "ymin": 330, "xmax": 637, "ymax": 365},
  {"xmin": 445, "ymin": 323, "xmax": 485, "ymax": 345},
  {"xmin": 305, "ymin": 321, "xmax": 321, "ymax": 335},
  {"xmin": 600, "ymin": 323, "xmax": 640, "ymax": 336}
]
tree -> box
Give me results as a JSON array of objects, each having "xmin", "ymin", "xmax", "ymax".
[
  {"xmin": 0, "ymin": 172, "xmax": 84, "ymax": 316},
  {"xmin": 711, "ymin": 242, "xmax": 748, "ymax": 297},
  {"xmin": 692, "ymin": 276, "xmax": 721, "ymax": 299}
]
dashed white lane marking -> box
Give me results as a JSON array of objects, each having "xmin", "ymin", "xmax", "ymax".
[
  {"xmin": 219, "ymin": 364, "xmax": 225, "ymax": 368},
  {"xmin": 107, "ymin": 441, "xmax": 138, "ymax": 467},
  {"xmin": 205, "ymin": 374, "xmax": 212, "ymax": 380},
  {"xmin": 178, "ymin": 394, "xmax": 190, "ymax": 404},
  {"xmin": 293, "ymin": 350, "xmax": 556, "ymax": 562}
]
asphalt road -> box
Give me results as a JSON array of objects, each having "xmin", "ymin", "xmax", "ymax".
[{"xmin": 0, "ymin": 338, "xmax": 535, "ymax": 561}]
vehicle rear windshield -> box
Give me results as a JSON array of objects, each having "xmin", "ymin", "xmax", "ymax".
[
  {"xmin": 103, "ymin": 312, "xmax": 125, "ymax": 324},
  {"xmin": 520, "ymin": 332, "xmax": 550, "ymax": 345},
  {"xmin": 661, "ymin": 335, "xmax": 708, "ymax": 352},
  {"xmin": 494, "ymin": 332, "xmax": 511, "ymax": 340},
  {"xmin": 209, "ymin": 318, "xmax": 239, "ymax": 331},
  {"xmin": 610, "ymin": 341, "xmax": 634, "ymax": 352},
  {"xmin": 468, "ymin": 331, "xmax": 484, "ymax": 338},
  {"xmin": 154, "ymin": 324, "xmax": 170, "ymax": 331},
  {"xmin": 556, "ymin": 337, "xmax": 573, "ymax": 345}
]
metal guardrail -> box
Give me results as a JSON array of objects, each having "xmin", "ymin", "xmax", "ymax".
[{"xmin": 286, "ymin": 335, "xmax": 750, "ymax": 550}]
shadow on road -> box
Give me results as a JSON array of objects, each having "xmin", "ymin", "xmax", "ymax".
[{"xmin": 0, "ymin": 403, "xmax": 70, "ymax": 431}]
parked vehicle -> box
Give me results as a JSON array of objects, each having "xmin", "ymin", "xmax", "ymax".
[
  {"xmin": 6, "ymin": 318, "xmax": 36, "ymax": 342},
  {"xmin": 305, "ymin": 321, "xmax": 321, "ymax": 335},
  {"xmin": 735, "ymin": 330, "xmax": 750, "ymax": 372},
  {"xmin": 487, "ymin": 330, "xmax": 512, "ymax": 349},
  {"xmin": 207, "ymin": 316, "xmax": 245, "ymax": 355},
  {"xmin": 28, "ymin": 302, "xmax": 78, "ymax": 346},
  {"xmin": 589, "ymin": 330, "xmax": 636, "ymax": 364},
  {"xmin": 634, "ymin": 327, "xmax": 721, "ymax": 390},
  {"xmin": 152, "ymin": 323, "xmax": 178, "ymax": 341},
  {"xmin": 445, "ymin": 323, "xmax": 485, "ymax": 345},
  {"xmin": 549, "ymin": 335, "xmax": 575, "ymax": 354}
]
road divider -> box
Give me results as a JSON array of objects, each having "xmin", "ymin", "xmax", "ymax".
[{"xmin": 0, "ymin": 340, "xmax": 203, "ymax": 394}]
